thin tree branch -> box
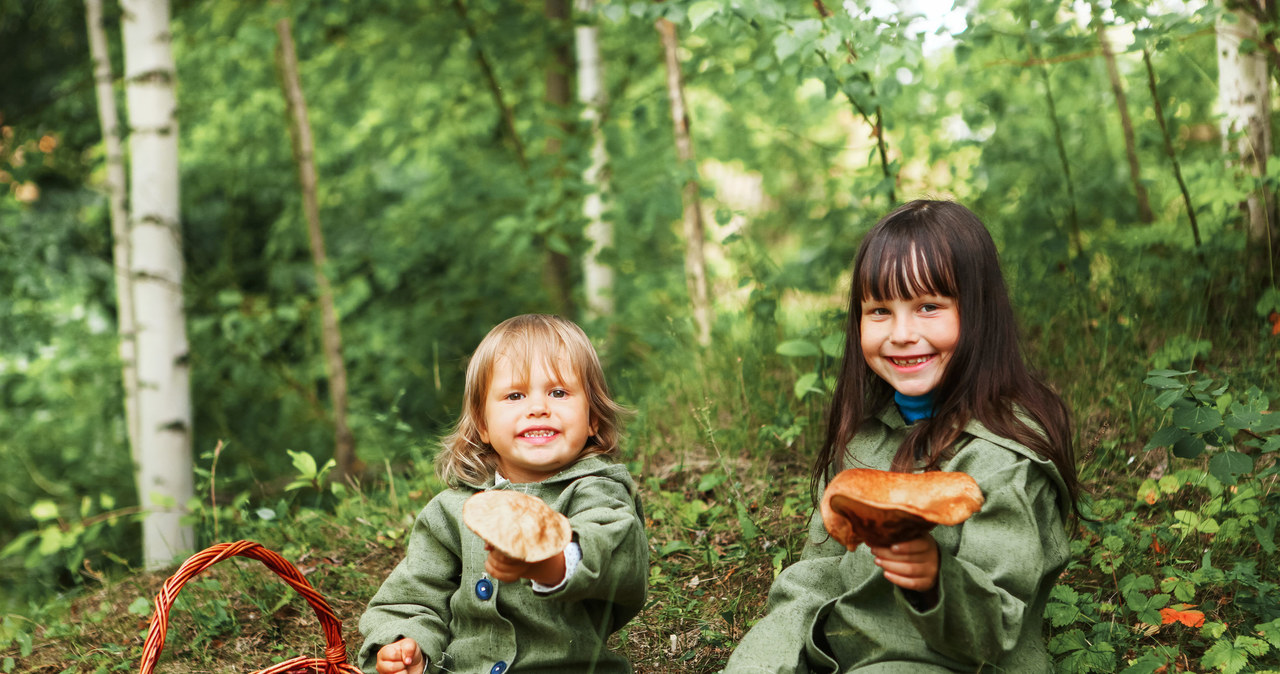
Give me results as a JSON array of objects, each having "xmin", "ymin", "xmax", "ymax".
[
  {"xmin": 451, "ymin": 0, "xmax": 528, "ymax": 170},
  {"xmin": 1143, "ymin": 48, "xmax": 1204, "ymax": 255},
  {"xmin": 811, "ymin": 0, "xmax": 895, "ymax": 202}
]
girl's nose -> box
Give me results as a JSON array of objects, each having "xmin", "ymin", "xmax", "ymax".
[
  {"xmin": 526, "ymin": 397, "xmax": 548, "ymax": 415},
  {"xmin": 890, "ymin": 315, "xmax": 917, "ymax": 343}
]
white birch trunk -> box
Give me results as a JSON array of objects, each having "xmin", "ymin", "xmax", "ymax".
[
  {"xmin": 1216, "ymin": 4, "xmax": 1272, "ymax": 245},
  {"xmin": 657, "ymin": 18, "xmax": 712, "ymax": 346},
  {"xmin": 86, "ymin": 0, "xmax": 140, "ymax": 455},
  {"xmin": 576, "ymin": 0, "xmax": 613, "ymax": 318},
  {"xmin": 122, "ymin": 0, "xmax": 194, "ymax": 569}
]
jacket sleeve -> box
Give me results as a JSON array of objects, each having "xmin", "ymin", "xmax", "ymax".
[
  {"xmin": 358, "ymin": 495, "xmax": 463, "ymax": 674},
  {"xmin": 534, "ymin": 475, "xmax": 648, "ymax": 629},
  {"xmin": 899, "ymin": 451, "xmax": 1067, "ymax": 665}
]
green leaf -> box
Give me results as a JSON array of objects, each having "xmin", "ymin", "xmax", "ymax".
[
  {"xmin": 1143, "ymin": 375, "xmax": 1185, "ymax": 390},
  {"xmin": 820, "ymin": 332, "xmax": 845, "ymax": 358},
  {"xmin": 1174, "ymin": 405, "xmax": 1223, "ymax": 433},
  {"xmin": 287, "ymin": 449, "xmax": 318, "ymax": 478},
  {"xmin": 1120, "ymin": 650, "xmax": 1173, "ymax": 674},
  {"xmin": 1201, "ymin": 639, "xmax": 1249, "ymax": 674},
  {"xmin": 696, "ymin": 472, "xmax": 728, "ymax": 492},
  {"xmin": 29, "ymin": 500, "xmax": 59, "ymax": 522},
  {"xmin": 1148, "ymin": 369, "xmax": 1196, "ymax": 378},
  {"xmin": 1257, "ymin": 617, "xmax": 1280, "ymax": 649},
  {"xmin": 1153, "ymin": 389, "xmax": 1185, "ymax": 409},
  {"xmin": 735, "ymin": 501, "xmax": 760, "ymax": 541},
  {"xmin": 687, "ymin": 1, "xmax": 720, "ymax": 31},
  {"xmin": 1172, "ymin": 435, "xmax": 1206, "ymax": 459},
  {"xmin": 794, "ymin": 372, "xmax": 820, "ymax": 400},
  {"xmin": 1251, "ymin": 521, "xmax": 1276, "ymax": 554},
  {"xmin": 127, "ymin": 597, "xmax": 152, "ymax": 617},
  {"xmin": 658, "ymin": 540, "xmax": 694, "ymax": 557},
  {"xmin": 776, "ymin": 339, "xmax": 820, "ymax": 357},
  {"xmin": 1046, "ymin": 597, "xmax": 1083, "ymax": 627},
  {"xmin": 1234, "ymin": 635, "xmax": 1268, "ymax": 657},
  {"xmin": 1207, "ymin": 451, "xmax": 1253, "ymax": 485},
  {"xmin": 774, "ymin": 32, "xmax": 805, "ymax": 62},
  {"xmin": 1145, "ymin": 426, "xmax": 1187, "ymax": 450}
]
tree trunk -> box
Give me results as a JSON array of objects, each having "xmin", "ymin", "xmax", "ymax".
[
  {"xmin": 656, "ymin": 18, "xmax": 712, "ymax": 346},
  {"xmin": 576, "ymin": 0, "xmax": 613, "ymax": 319},
  {"xmin": 542, "ymin": 0, "xmax": 575, "ymax": 316},
  {"xmin": 1094, "ymin": 14, "xmax": 1154, "ymax": 224},
  {"xmin": 1217, "ymin": 2, "xmax": 1275, "ymax": 278},
  {"xmin": 121, "ymin": 0, "xmax": 193, "ymax": 569},
  {"xmin": 275, "ymin": 18, "xmax": 358, "ymax": 485},
  {"xmin": 85, "ymin": 0, "xmax": 139, "ymax": 458}
]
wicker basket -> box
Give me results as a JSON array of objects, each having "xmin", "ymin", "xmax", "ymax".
[{"xmin": 137, "ymin": 540, "xmax": 363, "ymax": 674}]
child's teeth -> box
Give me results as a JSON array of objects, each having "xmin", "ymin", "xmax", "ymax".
[
  {"xmin": 523, "ymin": 430, "xmax": 554, "ymax": 437},
  {"xmin": 894, "ymin": 356, "xmax": 929, "ymax": 365}
]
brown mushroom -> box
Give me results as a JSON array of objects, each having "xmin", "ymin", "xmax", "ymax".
[
  {"xmin": 462, "ymin": 490, "xmax": 572, "ymax": 563},
  {"xmin": 820, "ymin": 468, "xmax": 984, "ymax": 550}
]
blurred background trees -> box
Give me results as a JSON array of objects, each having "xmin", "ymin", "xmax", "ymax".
[{"xmin": 0, "ymin": 0, "xmax": 1276, "ymax": 616}]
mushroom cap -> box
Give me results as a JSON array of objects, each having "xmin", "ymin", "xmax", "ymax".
[
  {"xmin": 463, "ymin": 490, "xmax": 572, "ymax": 563},
  {"xmin": 820, "ymin": 468, "xmax": 984, "ymax": 549}
]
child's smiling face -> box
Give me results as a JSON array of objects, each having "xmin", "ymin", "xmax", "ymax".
[
  {"xmin": 860, "ymin": 293, "xmax": 960, "ymax": 398},
  {"xmin": 479, "ymin": 351, "xmax": 596, "ymax": 483}
]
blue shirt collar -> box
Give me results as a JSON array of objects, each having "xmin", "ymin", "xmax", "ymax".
[{"xmin": 894, "ymin": 391, "xmax": 936, "ymax": 423}]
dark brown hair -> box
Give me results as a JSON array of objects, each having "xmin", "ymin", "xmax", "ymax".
[{"xmin": 811, "ymin": 200, "xmax": 1081, "ymax": 511}]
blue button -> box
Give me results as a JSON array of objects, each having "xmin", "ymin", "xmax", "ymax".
[
  {"xmin": 490, "ymin": 662, "xmax": 507, "ymax": 674},
  {"xmin": 475, "ymin": 578, "xmax": 494, "ymax": 601}
]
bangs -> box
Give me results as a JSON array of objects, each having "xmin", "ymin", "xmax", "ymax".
[
  {"xmin": 857, "ymin": 239, "xmax": 957, "ymax": 302},
  {"xmin": 488, "ymin": 330, "xmax": 573, "ymax": 387}
]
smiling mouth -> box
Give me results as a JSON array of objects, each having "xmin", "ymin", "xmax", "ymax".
[
  {"xmin": 890, "ymin": 355, "xmax": 932, "ymax": 366},
  {"xmin": 521, "ymin": 430, "xmax": 556, "ymax": 438}
]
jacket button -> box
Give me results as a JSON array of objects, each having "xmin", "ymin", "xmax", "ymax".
[
  {"xmin": 475, "ymin": 578, "xmax": 494, "ymax": 601},
  {"xmin": 490, "ymin": 661, "xmax": 507, "ymax": 674}
]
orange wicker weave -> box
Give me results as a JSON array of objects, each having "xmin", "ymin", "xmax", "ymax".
[{"xmin": 137, "ymin": 540, "xmax": 363, "ymax": 674}]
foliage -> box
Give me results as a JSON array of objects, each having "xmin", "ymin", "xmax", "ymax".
[{"xmin": 1, "ymin": 0, "xmax": 1280, "ymax": 671}]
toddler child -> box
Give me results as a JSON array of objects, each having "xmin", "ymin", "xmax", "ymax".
[{"xmin": 359, "ymin": 314, "xmax": 648, "ymax": 674}]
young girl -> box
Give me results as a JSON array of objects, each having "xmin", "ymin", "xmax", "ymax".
[
  {"xmin": 359, "ymin": 314, "xmax": 648, "ymax": 674},
  {"xmin": 726, "ymin": 201, "xmax": 1081, "ymax": 673}
]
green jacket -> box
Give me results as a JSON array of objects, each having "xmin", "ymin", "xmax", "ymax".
[
  {"xmin": 725, "ymin": 407, "xmax": 1071, "ymax": 673},
  {"xmin": 358, "ymin": 455, "xmax": 648, "ymax": 674}
]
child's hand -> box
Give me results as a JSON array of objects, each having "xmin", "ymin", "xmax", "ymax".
[
  {"xmin": 376, "ymin": 637, "xmax": 425, "ymax": 674},
  {"xmin": 869, "ymin": 535, "xmax": 939, "ymax": 592},
  {"xmin": 485, "ymin": 545, "xmax": 567, "ymax": 586}
]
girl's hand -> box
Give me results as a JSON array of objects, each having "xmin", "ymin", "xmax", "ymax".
[
  {"xmin": 485, "ymin": 545, "xmax": 566, "ymax": 586},
  {"xmin": 868, "ymin": 535, "xmax": 939, "ymax": 592},
  {"xmin": 376, "ymin": 637, "xmax": 424, "ymax": 674}
]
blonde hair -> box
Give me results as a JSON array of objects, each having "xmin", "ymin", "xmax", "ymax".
[{"xmin": 436, "ymin": 314, "xmax": 627, "ymax": 487}]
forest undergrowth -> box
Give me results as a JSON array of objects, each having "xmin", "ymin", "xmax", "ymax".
[{"xmin": 3, "ymin": 303, "xmax": 1279, "ymax": 674}]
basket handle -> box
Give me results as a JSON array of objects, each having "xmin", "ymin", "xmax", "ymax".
[{"xmin": 137, "ymin": 540, "xmax": 362, "ymax": 674}]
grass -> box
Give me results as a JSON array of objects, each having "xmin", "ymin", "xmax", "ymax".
[{"xmin": 4, "ymin": 289, "xmax": 1280, "ymax": 674}]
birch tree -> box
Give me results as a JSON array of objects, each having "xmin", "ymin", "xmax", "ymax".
[
  {"xmin": 657, "ymin": 18, "xmax": 712, "ymax": 346},
  {"xmin": 576, "ymin": 0, "xmax": 613, "ymax": 318},
  {"xmin": 276, "ymin": 17, "xmax": 358, "ymax": 484},
  {"xmin": 85, "ymin": 0, "xmax": 139, "ymax": 454},
  {"xmin": 121, "ymin": 0, "xmax": 193, "ymax": 569},
  {"xmin": 1216, "ymin": 2, "xmax": 1274, "ymax": 272}
]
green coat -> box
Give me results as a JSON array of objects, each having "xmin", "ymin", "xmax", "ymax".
[
  {"xmin": 725, "ymin": 407, "xmax": 1071, "ymax": 673},
  {"xmin": 358, "ymin": 455, "xmax": 648, "ymax": 674}
]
